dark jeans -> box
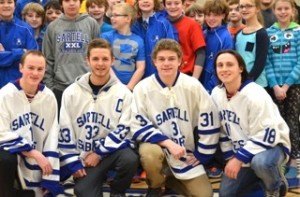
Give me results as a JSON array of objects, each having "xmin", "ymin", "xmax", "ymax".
[
  {"xmin": 74, "ymin": 148, "xmax": 139, "ymax": 197},
  {"xmin": 0, "ymin": 150, "xmax": 34, "ymax": 197}
]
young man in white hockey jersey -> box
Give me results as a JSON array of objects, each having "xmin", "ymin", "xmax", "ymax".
[
  {"xmin": 0, "ymin": 51, "xmax": 62, "ymax": 197},
  {"xmin": 211, "ymin": 50, "xmax": 291, "ymax": 197},
  {"xmin": 131, "ymin": 39, "xmax": 220, "ymax": 197},
  {"xmin": 58, "ymin": 38, "xmax": 138, "ymax": 197}
]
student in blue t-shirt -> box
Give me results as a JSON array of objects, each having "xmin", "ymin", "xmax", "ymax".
[{"xmin": 101, "ymin": 2, "xmax": 145, "ymax": 91}]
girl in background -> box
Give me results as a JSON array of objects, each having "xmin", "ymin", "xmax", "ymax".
[
  {"xmin": 235, "ymin": 0, "xmax": 269, "ymax": 88},
  {"xmin": 266, "ymin": 0, "xmax": 300, "ymax": 179}
]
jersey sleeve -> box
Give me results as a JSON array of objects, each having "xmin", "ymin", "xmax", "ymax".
[
  {"xmin": 40, "ymin": 95, "xmax": 63, "ymax": 195},
  {"xmin": 130, "ymin": 86, "xmax": 169, "ymax": 143},
  {"xmin": 0, "ymin": 96, "xmax": 33, "ymax": 153},
  {"xmin": 235, "ymin": 92, "xmax": 288, "ymax": 164},
  {"xmin": 58, "ymin": 91, "xmax": 83, "ymax": 181},
  {"xmin": 193, "ymin": 85, "xmax": 220, "ymax": 164},
  {"xmin": 94, "ymin": 90, "xmax": 134, "ymax": 157},
  {"xmin": 219, "ymin": 127, "xmax": 235, "ymax": 160}
]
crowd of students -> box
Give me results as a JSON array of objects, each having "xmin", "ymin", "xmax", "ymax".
[{"xmin": 0, "ymin": 0, "xmax": 299, "ymax": 196}]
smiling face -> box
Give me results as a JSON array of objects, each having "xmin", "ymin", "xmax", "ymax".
[
  {"xmin": 20, "ymin": 53, "xmax": 46, "ymax": 88},
  {"xmin": 0, "ymin": 0, "xmax": 15, "ymax": 21},
  {"xmin": 274, "ymin": 0, "xmax": 293, "ymax": 27},
  {"xmin": 216, "ymin": 53, "xmax": 243, "ymax": 86},
  {"xmin": 138, "ymin": 0, "xmax": 155, "ymax": 14},
  {"xmin": 88, "ymin": 2, "xmax": 105, "ymax": 21},
  {"xmin": 205, "ymin": 12, "xmax": 225, "ymax": 29},
  {"xmin": 239, "ymin": 0, "xmax": 259, "ymax": 22},
  {"xmin": 24, "ymin": 11, "xmax": 43, "ymax": 29},
  {"xmin": 154, "ymin": 50, "xmax": 181, "ymax": 80},
  {"xmin": 87, "ymin": 47, "xmax": 113, "ymax": 83},
  {"xmin": 165, "ymin": 0, "xmax": 183, "ymax": 20}
]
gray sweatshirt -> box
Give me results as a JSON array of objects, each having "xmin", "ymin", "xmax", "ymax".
[{"xmin": 42, "ymin": 13, "xmax": 99, "ymax": 91}]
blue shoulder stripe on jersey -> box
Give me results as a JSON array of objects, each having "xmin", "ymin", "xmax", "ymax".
[
  {"xmin": 170, "ymin": 163, "xmax": 200, "ymax": 174},
  {"xmin": 197, "ymin": 142, "xmax": 218, "ymax": 149},
  {"xmin": 43, "ymin": 151, "xmax": 59, "ymax": 158},
  {"xmin": 60, "ymin": 153, "xmax": 79, "ymax": 162},
  {"xmin": 250, "ymin": 140, "xmax": 273, "ymax": 150},
  {"xmin": 108, "ymin": 133, "xmax": 122, "ymax": 144},
  {"xmin": 155, "ymin": 71, "xmax": 180, "ymax": 88},
  {"xmin": 197, "ymin": 128, "xmax": 219, "ymax": 135},
  {"xmin": 132, "ymin": 125, "xmax": 154, "ymax": 141},
  {"xmin": 58, "ymin": 144, "xmax": 77, "ymax": 149},
  {"xmin": 223, "ymin": 150, "xmax": 234, "ymax": 160},
  {"xmin": 220, "ymin": 136, "xmax": 230, "ymax": 142}
]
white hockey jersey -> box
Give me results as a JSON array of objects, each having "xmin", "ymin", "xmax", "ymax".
[
  {"xmin": 0, "ymin": 81, "xmax": 61, "ymax": 196},
  {"xmin": 59, "ymin": 73, "xmax": 133, "ymax": 180},
  {"xmin": 131, "ymin": 72, "xmax": 220, "ymax": 180},
  {"xmin": 211, "ymin": 81, "xmax": 291, "ymax": 165}
]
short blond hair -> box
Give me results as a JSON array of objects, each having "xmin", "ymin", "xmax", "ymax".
[{"xmin": 112, "ymin": 3, "xmax": 136, "ymax": 25}]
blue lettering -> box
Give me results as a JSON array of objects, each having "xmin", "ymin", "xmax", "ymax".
[
  {"xmin": 156, "ymin": 108, "xmax": 189, "ymax": 126},
  {"xmin": 116, "ymin": 99, "xmax": 123, "ymax": 113}
]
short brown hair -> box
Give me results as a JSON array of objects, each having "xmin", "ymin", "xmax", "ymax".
[
  {"xmin": 87, "ymin": 38, "xmax": 113, "ymax": 58},
  {"xmin": 203, "ymin": 0, "xmax": 229, "ymax": 16},
  {"xmin": 86, "ymin": 0, "xmax": 108, "ymax": 10},
  {"xmin": 152, "ymin": 39, "xmax": 183, "ymax": 61}
]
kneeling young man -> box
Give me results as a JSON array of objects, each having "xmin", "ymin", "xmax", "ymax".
[
  {"xmin": 0, "ymin": 51, "xmax": 62, "ymax": 196},
  {"xmin": 131, "ymin": 39, "xmax": 220, "ymax": 197},
  {"xmin": 58, "ymin": 38, "xmax": 138, "ymax": 197}
]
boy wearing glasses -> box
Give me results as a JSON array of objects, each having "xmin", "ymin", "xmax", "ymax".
[{"xmin": 101, "ymin": 3, "xmax": 145, "ymax": 91}]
